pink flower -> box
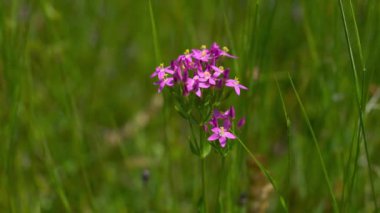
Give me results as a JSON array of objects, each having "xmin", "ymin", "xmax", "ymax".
[
  {"xmin": 151, "ymin": 64, "xmax": 174, "ymax": 80},
  {"xmin": 211, "ymin": 65, "xmax": 225, "ymax": 77},
  {"xmin": 210, "ymin": 42, "xmax": 237, "ymax": 59},
  {"xmin": 225, "ymin": 77, "xmax": 248, "ymax": 95},
  {"xmin": 198, "ymin": 70, "xmax": 216, "ymax": 85},
  {"xmin": 192, "ymin": 45, "xmax": 211, "ymax": 62},
  {"xmin": 156, "ymin": 75, "xmax": 174, "ymax": 92},
  {"xmin": 208, "ymin": 126, "xmax": 236, "ymax": 148},
  {"xmin": 185, "ymin": 76, "xmax": 208, "ymax": 97}
]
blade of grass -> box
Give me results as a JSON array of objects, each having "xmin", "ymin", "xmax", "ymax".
[
  {"xmin": 338, "ymin": 0, "xmax": 378, "ymax": 210},
  {"xmin": 236, "ymin": 137, "xmax": 288, "ymax": 212},
  {"xmin": 148, "ymin": 0, "xmax": 161, "ymax": 64},
  {"xmin": 274, "ymin": 76, "xmax": 292, "ymax": 209},
  {"xmin": 288, "ymin": 73, "xmax": 339, "ymax": 213},
  {"xmin": 340, "ymin": 121, "xmax": 358, "ymax": 212},
  {"xmin": 222, "ymin": 4, "xmax": 239, "ymax": 75},
  {"xmin": 148, "ymin": 1, "xmax": 175, "ymax": 210}
]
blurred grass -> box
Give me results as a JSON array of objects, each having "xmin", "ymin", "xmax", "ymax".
[{"xmin": 1, "ymin": 0, "xmax": 380, "ymax": 212}]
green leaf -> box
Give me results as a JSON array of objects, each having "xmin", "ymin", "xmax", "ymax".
[
  {"xmin": 200, "ymin": 141, "xmax": 211, "ymax": 159},
  {"xmin": 174, "ymin": 104, "xmax": 189, "ymax": 119},
  {"xmin": 189, "ymin": 138, "xmax": 200, "ymax": 156}
]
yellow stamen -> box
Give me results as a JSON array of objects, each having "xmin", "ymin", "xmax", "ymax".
[
  {"xmin": 201, "ymin": 50, "xmax": 206, "ymax": 56},
  {"xmin": 234, "ymin": 76, "xmax": 239, "ymax": 84},
  {"xmin": 184, "ymin": 49, "xmax": 189, "ymax": 54},
  {"xmin": 219, "ymin": 66, "xmax": 224, "ymax": 71},
  {"xmin": 160, "ymin": 63, "xmax": 164, "ymax": 67},
  {"xmin": 223, "ymin": 46, "xmax": 229, "ymax": 52},
  {"xmin": 201, "ymin": 45, "xmax": 206, "ymax": 49},
  {"xmin": 220, "ymin": 127, "xmax": 225, "ymax": 136}
]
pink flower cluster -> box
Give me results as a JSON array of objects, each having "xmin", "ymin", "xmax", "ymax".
[
  {"xmin": 151, "ymin": 43, "xmax": 247, "ymax": 96},
  {"xmin": 207, "ymin": 107, "xmax": 245, "ymax": 148},
  {"xmin": 151, "ymin": 43, "xmax": 247, "ymax": 149}
]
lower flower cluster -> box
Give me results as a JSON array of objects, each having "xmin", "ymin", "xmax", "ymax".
[{"xmin": 206, "ymin": 107, "xmax": 245, "ymax": 148}]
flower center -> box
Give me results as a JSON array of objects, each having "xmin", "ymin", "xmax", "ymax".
[
  {"xmin": 201, "ymin": 50, "xmax": 207, "ymax": 57},
  {"xmin": 184, "ymin": 49, "xmax": 189, "ymax": 55},
  {"xmin": 219, "ymin": 127, "xmax": 225, "ymax": 137},
  {"xmin": 204, "ymin": 71, "xmax": 211, "ymax": 78},
  {"xmin": 218, "ymin": 66, "xmax": 224, "ymax": 73},
  {"xmin": 223, "ymin": 46, "xmax": 229, "ymax": 52},
  {"xmin": 234, "ymin": 77, "xmax": 240, "ymax": 85}
]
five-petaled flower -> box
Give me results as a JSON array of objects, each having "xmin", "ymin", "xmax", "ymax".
[
  {"xmin": 226, "ymin": 77, "xmax": 248, "ymax": 95},
  {"xmin": 208, "ymin": 126, "xmax": 236, "ymax": 148},
  {"xmin": 206, "ymin": 107, "xmax": 245, "ymax": 148}
]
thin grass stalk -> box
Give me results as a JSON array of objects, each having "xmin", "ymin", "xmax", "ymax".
[
  {"xmin": 275, "ymin": 76, "xmax": 292, "ymax": 209},
  {"xmin": 338, "ymin": 0, "xmax": 378, "ymax": 210},
  {"xmin": 236, "ymin": 138, "xmax": 288, "ymax": 212},
  {"xmin": 340, "ymin": 121, "xmax": 358, "ymax": 211},
  {"xmin": 288, "ymin": 74, "xmax": 339, "ymax": 213},
  {"xmin": 149, "ymin": 1, "xmax": 176, "ymax": 209},
  {"xmin": 148, "ymin": 0, "xmax": 161, "ymax": 63}
]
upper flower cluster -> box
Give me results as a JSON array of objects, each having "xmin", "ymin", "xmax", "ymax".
[{"xmin": 151, "ymin": 43, "xmax": 247, "ymax": 96}]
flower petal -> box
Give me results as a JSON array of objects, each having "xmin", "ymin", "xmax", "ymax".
[
  {"xmin": 195, "ymin": 88, "xmax": 202, "ymax": 97},
  {"xmin": 234, "ymin": 86, "xmax": 241, "ymax": 95},
  {"xmin": 219, "ymin": 137, "xmax": 227, "ymax": 148},
  {"xmin": 211, "ymin": 127, "xmax": 220, "ymax": 133},
  {"xmin": 208, "ymin": 134, "xmax": 219, "ymax": 141},
  {"xmin": 239, "ymin": 84, "xmax": 248, "ymax": 90},
  {"xmin": 224, "ymin": 132, "xmax": 236, "ymax": 139},
  {"xmin": 238, "ymin": 117, "xmax": 246, "ymax": 128}
]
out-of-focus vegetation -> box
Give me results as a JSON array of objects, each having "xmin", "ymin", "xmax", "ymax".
[{"xmin": 1, "ymin": 0, "xmax": 379, "ymax": 212}]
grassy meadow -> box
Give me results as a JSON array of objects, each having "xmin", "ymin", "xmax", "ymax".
[{"xmin": 1, "ymin": 0, "xmax": 380, "ymax": 212}]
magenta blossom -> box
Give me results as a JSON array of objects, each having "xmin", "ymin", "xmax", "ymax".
[
  {"xmin": 211, "ymin": 65, "xmax": 225, "ymax": 77},
  {"xmin": 156, "ymin": 75, "xmax": 174, "ymax": 92},
  {"xmin": 208, "ymin": 126, "xmax": 236, "ymax": 148},
  {"xmin": 192, "ymin": 45, "xmax": 211, "ymax": 62},
  {"xmin": 198, "ymin": 70, "xmax": 216, "ymax": 85},
  {"xmin": 237, "ymin": 117, "xmax": 246, "ymax": 128},
  {"xmin": 210, "ymin": 42, "xmax": 237, "ymax": 59},
  {"xmin": 226, "ymin": 77, "xmax": 248, "ymax": 95},
  {"xmin": 151, "ymin": 64, "xmax": 174, "ymax": 80},
  {"xmin": 185, "ymin": 75, "xmax": 208, "ymax": 97}
]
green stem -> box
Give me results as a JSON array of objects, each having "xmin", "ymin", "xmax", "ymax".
[
  {"xmin": 236, "ymin": 138, "xmax": 288, "ymax": 212},
  {"xmin": 217, "ymin": 157, "xmax": 226, "ymax": 212},
  {"xmin": 201, "ymin": 158, "xmax": 207, "ymax": 213}
]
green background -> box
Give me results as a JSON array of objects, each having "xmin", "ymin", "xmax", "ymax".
[{"xmin": 1, "ymin": 0, "xmax": 379, "ymax": 212}]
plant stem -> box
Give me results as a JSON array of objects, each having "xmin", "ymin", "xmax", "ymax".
[
  {"xmin": 217, "ymin": 157, "xmax": 226, "ymax": 212},
  {"xmin": 201, "ymin": 158, "xmax": 207, "ymax": 213}
]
